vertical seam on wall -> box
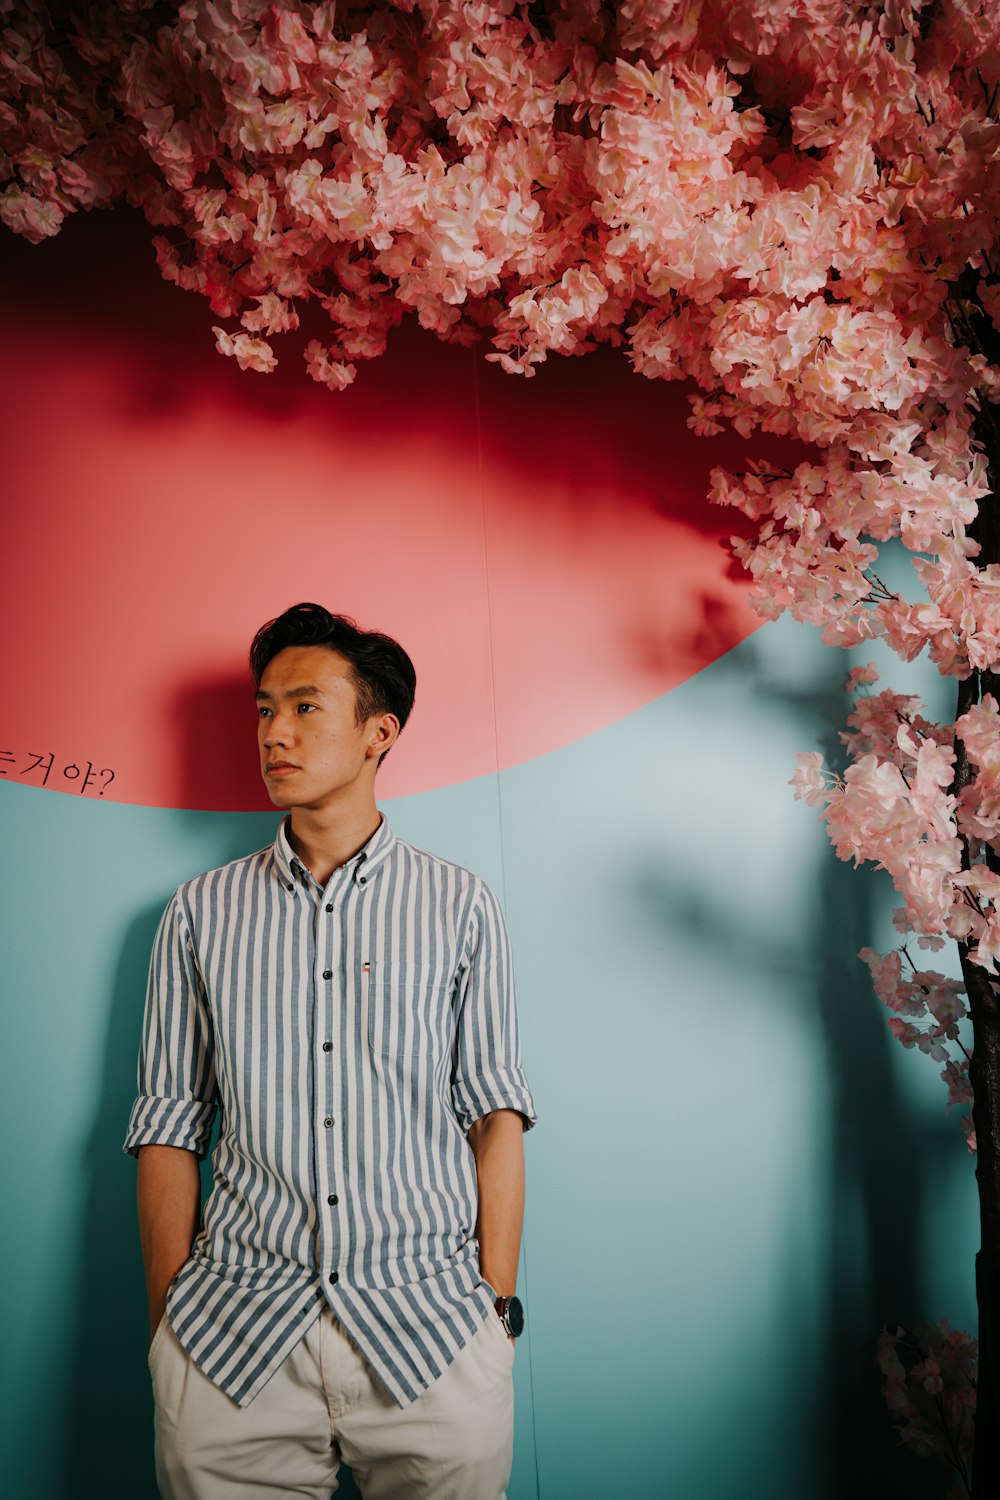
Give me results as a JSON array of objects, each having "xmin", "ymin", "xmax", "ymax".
[
  {"xmin": 471, "ymin": 348, "xmax": 542, "ymax": 1500},
  {"xmin": 470, "ymin": 348, "xmax": 508, "ymax": 932}
]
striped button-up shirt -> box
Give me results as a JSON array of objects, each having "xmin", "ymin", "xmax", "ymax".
[{"xmin": 123, "ymin": 812, "xmax": 537, "ymax": 1408}]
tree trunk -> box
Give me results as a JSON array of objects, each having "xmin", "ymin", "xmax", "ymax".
[
  {"xmin": 962, "ymin": 640, "xmax": 1000, "ymax": 1497},
  {"xmin": 961, "ymin": 915, "xmax": 1000, "ymax": 1497},
  {"xmin": 955, "ymin": 286, "xmax": 1000, "ymax": 1492}
]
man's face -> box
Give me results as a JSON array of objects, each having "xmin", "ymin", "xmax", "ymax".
[{"xmin": 256, "ymin": 644, "xmax": 395, "ymax": 811}]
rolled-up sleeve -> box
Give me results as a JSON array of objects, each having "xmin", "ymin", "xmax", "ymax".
[
  {"xmin": 451, "ymin": 879, "xmax": 537, "ymax": 1135},
  {"xmin": 122, "ymin": 889, "xmax": 218, "ymax": 1160}
]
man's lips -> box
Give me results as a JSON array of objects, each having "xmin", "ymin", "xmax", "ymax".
[{"xmin": 266, "ymin": 763, "xmax": 300, "ymax": 775}]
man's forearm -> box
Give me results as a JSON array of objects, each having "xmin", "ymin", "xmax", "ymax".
[
  {"xmin": 136, "ymin": 1144, "xmax": 202, "ymax": 1339},
  {"xmin": 468, "ymin": 1109, "xmax": 525, "ymax": 1297}
]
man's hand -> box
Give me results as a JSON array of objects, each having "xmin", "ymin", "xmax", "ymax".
[{"xmin": 137, "ymin": 1144, "xmax": 201, "ymax": 1343}]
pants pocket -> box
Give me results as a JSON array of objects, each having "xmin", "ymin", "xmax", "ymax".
[
  {"xmin": 482, "ymin": 1310, "xmax": 516, "ymax": 1362},
  {"xmin": 148, "ymin": 1310, "xmax": 169, "ymax": 1367}
]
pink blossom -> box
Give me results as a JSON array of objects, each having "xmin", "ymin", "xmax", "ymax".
[
  {"xmin": 0, "ymin": 184, "xmax": 64, "ymax": 241},
  {"xmin": 240, "ymin": 293, "xmax": 300, "ymax": 336},
  {"xmin": 876, "ymin": 1318, "xmax": 976, "ymax": 1471},
  {"xmin": 955, "ymin": 695, "xmax": 1000, "ymax": 774},
  {"xmin": 789, "ymin": 750, "xmax": 836, "ymax": 809},
  {"xmin": 941, "ymin": 1058, "xmax": 974, "ymax": 1111},
  {"xmin": 912, "ymin": 1358, "xmax": 944, "ymax": 1396},
  {"xmin": 304, "ymin": 341, "xmax": 357, "ymax": 391},
  {"xmin": 211, "ymin": 325, "xmax": 278, "ymax": 373},
  {"xmin": 846, "ymin": 662, "xmax": 879, "ymax": 692}
]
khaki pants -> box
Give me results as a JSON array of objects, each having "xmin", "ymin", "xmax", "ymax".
[{"xmin": 149, "ymin": 1303, "xmax": 515, "ymax": 1500}]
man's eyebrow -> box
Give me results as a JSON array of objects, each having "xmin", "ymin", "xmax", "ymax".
[{"xmin": 254, "ymin": 684, "xmax": 326, "ymax": 701}]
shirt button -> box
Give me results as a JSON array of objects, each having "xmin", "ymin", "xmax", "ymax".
[
  {"xmin": 324, "ymin": 1117, "xmax": 334, "ymax": 1127},
  {"xmin": 329, "ymin": 1271, "xmax": 339, "ymax": 1284},
  {"xmin": 358, "ymin": 876, "xmax": 366, "ymax": 885},
  {"xmin": 325, "ymin": 903, "xmax": 333, "ymax": 912},
  {"xmin": 323, "ymin": 1041, "xmax": 333, "ymax": 1052},
  {"xmin": 322, "ymin": 969, "xmax": 332, "ymax": 980},
  {"xmin": 327, "ymin": 1194, "xmax": 338, "ymax": 1205}
]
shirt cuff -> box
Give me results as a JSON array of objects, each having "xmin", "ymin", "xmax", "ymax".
[
  {"xmin": 452, "ymin": 1068, "xmax": 538, "ymax": 1135},
  {"xmin": 122, "ymin": 1094, "xmax": 217, "ymax": 1159}
]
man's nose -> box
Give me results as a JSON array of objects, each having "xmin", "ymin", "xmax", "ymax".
[{"xmin": 263, "ymin": 712, "xmax": 294, "ymax": 746}]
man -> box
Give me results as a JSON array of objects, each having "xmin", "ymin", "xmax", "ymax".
[{"xmin": 123, "ymin": 601, "xmax": 537, "ymax": 1500}]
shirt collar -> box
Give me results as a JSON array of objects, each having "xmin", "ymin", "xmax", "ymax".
[{"xmin": 272, "ymin": 812, "xmax": 396, "ymax": 892}]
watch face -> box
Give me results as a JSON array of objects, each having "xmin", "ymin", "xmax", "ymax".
[{"xmin": 507, "ymin": 1296, "xmax": 525, "ymax": 1338}]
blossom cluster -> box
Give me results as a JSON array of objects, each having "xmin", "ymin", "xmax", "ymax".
[
  {"xmin": 793, "ymin": 672, "xmax": 1000, "ymax": 971},
  {"xmin": 876, "ymin": 1318, "xmax": 976, "ymax": 1490},
  {"xmin": 3, "ymin": 1, "xmax": 1000, "ymax": 678},
  {"xmin": 792, "ymin": 666, "xmax": 1000, "ymax": 1146}
]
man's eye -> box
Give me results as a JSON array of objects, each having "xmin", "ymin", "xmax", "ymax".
[
  {"xmin": 297, "ymin": 703, "xmax": 317, "ymax": 713},
  {"xmin": 257, "ymin": 707, "xmax": 271, "ymax": 717}
]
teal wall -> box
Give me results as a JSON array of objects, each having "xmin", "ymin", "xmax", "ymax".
[{"xmin": 0, "ymin": 609, "xmax": 978, "ymax": 1499}]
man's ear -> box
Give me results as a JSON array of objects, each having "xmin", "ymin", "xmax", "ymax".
[{"xmin": 368, "ymin": 712, "xmax": 400, "ymax": 760}]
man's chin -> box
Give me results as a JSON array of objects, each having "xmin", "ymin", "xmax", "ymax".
[{"xmin": 264, "ymin": 782, "xmax": 304, "ymax": 808}]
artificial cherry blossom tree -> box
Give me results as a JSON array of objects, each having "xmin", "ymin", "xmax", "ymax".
[{"xmin": 3, "ymin": 0, "xmax": 1000, "ymax": 1488}]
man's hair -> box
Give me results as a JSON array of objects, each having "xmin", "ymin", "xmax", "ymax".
[{"xmin": 249, "ymin": 602, "xmax": 416, "ymax": 764}]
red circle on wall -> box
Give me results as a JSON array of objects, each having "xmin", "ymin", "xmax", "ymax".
[{"xmin": 1, "ymin": 209, "xmax": 792, "ymax": 810}]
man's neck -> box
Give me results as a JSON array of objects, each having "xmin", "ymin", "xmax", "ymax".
[{"xmin": 286, "ymin": 803, "xmax": 383, "ymax": 887}]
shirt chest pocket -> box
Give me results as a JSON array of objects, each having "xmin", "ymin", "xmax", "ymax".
[{"xmin": 366, "ymin": 961, "xmax": 454, "ymax": 1079}]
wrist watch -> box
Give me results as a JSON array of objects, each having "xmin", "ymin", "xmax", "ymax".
[{"xmin": 494, "ymin": 1294, "xmax": 525, "ymax": 1339}]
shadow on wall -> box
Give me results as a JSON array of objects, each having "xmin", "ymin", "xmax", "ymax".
[
  {"xmin": 173, "ymin": 674, "xmax": 264, "ymax": 816},
  {"xmin": 0, "ymin": 201, "xmax": 802, "ymax": 533},
  {"xmin": 627, "ymin": 628, "xmax": 965, "ymax": 1500},
  {"xmin": 757, "ymin": 633, "xmax": 957, "ymax": 1498},
  {"xmin": 628, "ymin": 586, "xmax": 760, "ymax": 694},
  {"xmin": 60, "ymin": 899, "xmax": 169, "ymax": 1497}
]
